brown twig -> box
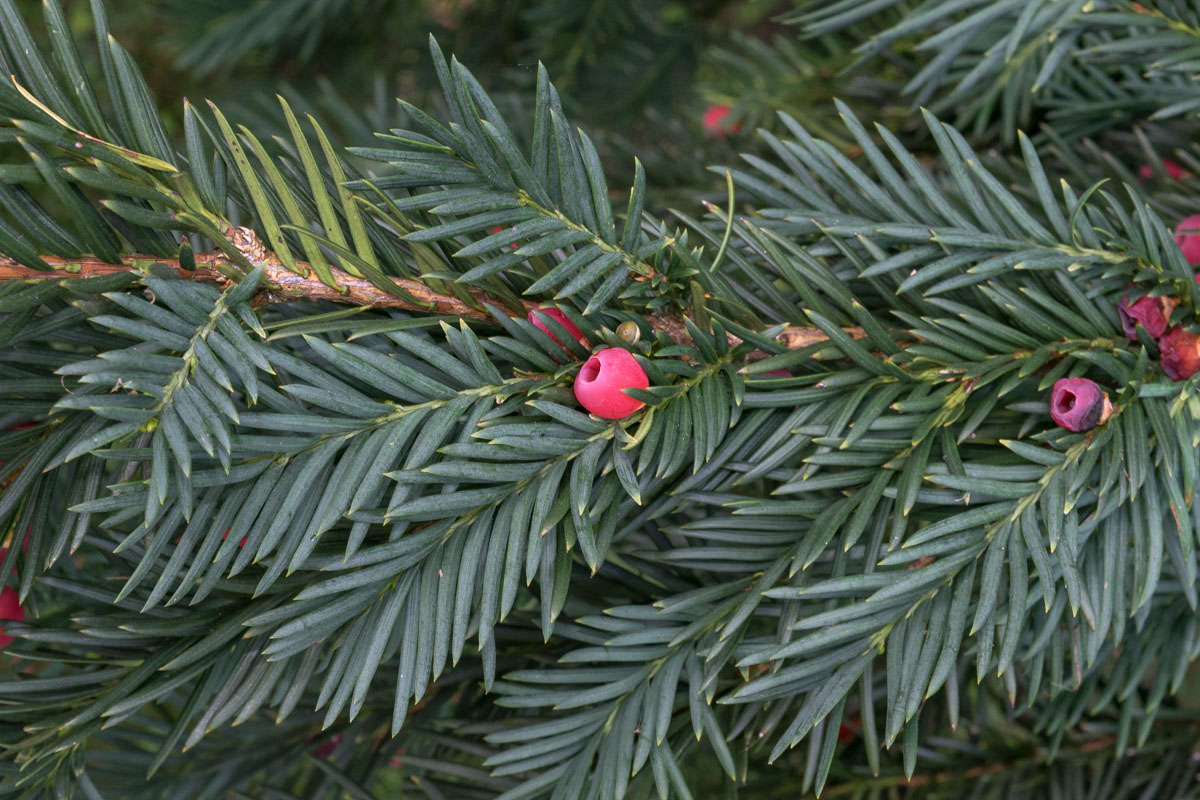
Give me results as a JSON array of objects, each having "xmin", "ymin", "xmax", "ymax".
[
  {"xmin": 0, "ymin": 254, "xmax": 521, "ymax": 322},
  {"xmin": 0, "ymin": 234, "xmax": 866, "ymax": 350}
]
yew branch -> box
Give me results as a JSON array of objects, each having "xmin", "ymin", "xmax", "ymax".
[
  {"xmin": 0, "ymin": 245, "xmax": 864, "ymax": 351},
  {"xmin": 0, "ymin": 254, "xmax": 518, "ymax": 321}
]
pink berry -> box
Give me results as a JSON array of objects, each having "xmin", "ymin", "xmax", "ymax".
[
  {"xmin": 1139, "ymin": 158, "xmax": 1189, "ymax": 181},
  {"xmin": 1050, "ymin": 378, "xmax": 1111, "ymax": 432},
  {"xmin": 1117, "ymin": 294, "xmax": 1175, "ymax": 340},
  {"xmin": 0, "ymin": 587, "xmax": 23, "ymax": 649},
  {"xmin": 702, "ymin": 104, "xmax": 740, "ymax": 139},
  {"xmin": 1174, "ymin": 214, "xmax": 1200, "ymax": 266},
  {"xmin": 529, "ymin": 307, "xmax": 587, "ymax": 351},
  {"xmin": 573, "ymin": 348, "xmax": 649, "ymax": 419},
  {"xmin": 1159, "ymin": 326, "xmax": 1200, "ymax": 381}
]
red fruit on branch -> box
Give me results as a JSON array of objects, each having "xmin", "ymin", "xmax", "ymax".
[
  {"xmin": 573, "ymin": 348, "xmax": 649, "ymax": 419},
  {"xmin": 1117, "ymin": 294, "xmax": 1175, "ymax": 340},
  {"xmin": 1049, "ymin": 378, "xmax": 1112, "ymax": 432},
  {"xmin": 1174, "ymin": 214, "xmax": 1200, "ymax": 266},
  {"xmin": 1159, "ymin": 326, "xmax": 1200, "ymax": 380},
  {"xmin": 702, "ymin": 104, "xmax": 741, "ymax": 139},
  {"xmin": 1139, "ymin": 158, "xmax": 1189, "ymax": 181},
  {"xmin": 529, "ymin": 307, "xmax": 587, "ymax": 351},
  {"xmin": 0, "ymin": 587, "xmax": 23, "ymax": 649}
]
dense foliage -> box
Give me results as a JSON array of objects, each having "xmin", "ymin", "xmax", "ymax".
[{"xmin": 4, "ymin": 1, "xmax": 1200, "ymax": 798}]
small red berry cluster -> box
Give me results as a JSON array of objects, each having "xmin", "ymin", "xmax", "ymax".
[
  {"xmin": 528, "ymin": 307, "xmax": 650, "ymax": 420},
  {"xmin": 1051, "ymin": 214, "xmax": 1200, "ymax": 432}
]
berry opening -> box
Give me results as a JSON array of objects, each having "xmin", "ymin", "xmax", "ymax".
[{"xmin": 579, "ymin": 357, "xmax": 601, "ymax": 383}]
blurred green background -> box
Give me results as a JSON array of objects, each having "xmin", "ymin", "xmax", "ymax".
[{"xmin": 11, "ymin": 0, "xmax": 892, "ymax": 211}]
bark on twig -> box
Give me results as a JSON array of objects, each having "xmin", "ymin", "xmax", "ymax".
[
  {"xmin": 0, "ymin": 235, "xmax": 866, "ymax": 351},
  {"xmin": 0, "ymin": 254, "xmax": 518, "ymax": 322}
]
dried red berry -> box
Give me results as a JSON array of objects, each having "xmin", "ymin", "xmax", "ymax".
[
  {"xmin": 529, "ymin": 307, "xmax": 587, "ymax": 351},
  {"xmin": 1050, "ymin": 378, "xmax": 1112, "ymax": 432},
  {"xmin": 1139, "ymin": 158, "xmax": 1189, "ymax": 181},
  {"xmin": 702, "ymin": 104, "xmax": 741, "ymax": 139},
  {"xmin": 1159, "ymin": 326, "xmax": 1200, "ymax": 380},
  {"xmin": 0, "ymin": 587, "xmax": 24, "ymax": 649},
  {"xmin": 1117, "ymin": 294, "xmax": 1176, "ymax": 340},
  {"xmin": 1175, "ymin": 214, "xmax": 1200, "ymax": 266},
  {"xmin": 573, "ymin": 348, "xmax": 649, "ymax": 419}
]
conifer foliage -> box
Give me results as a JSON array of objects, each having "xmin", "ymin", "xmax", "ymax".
[{"xmin": 4, "ymin": 1, "xmax": 1200, "ymax": 798}]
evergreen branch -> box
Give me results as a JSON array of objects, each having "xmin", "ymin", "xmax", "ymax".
[
  {"xmin": 0, "ymin": 246, "xmax": 862, "ymax": 351},
  {"xmin": 0, "ymin": 251, "xmax": 521, "ymax": 322},
  {"xmin": 789, "ymin": 0, "xmax": 1200, "ymax": 141},
  {"xmin": 7, "ymin": 1, "xmax": 1200, "ymax": 796}
]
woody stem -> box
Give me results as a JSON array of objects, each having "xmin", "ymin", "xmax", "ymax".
[{"xmin": 0, "ymin": 252, "xmax": 863, "ymax": 352}]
